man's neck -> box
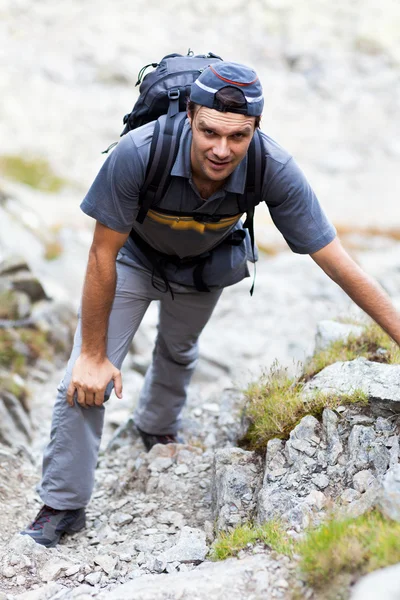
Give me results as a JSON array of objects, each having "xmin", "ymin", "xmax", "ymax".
[{"xmin": 191, "ymin": 173, "xmax": 225, "ymax": 200}]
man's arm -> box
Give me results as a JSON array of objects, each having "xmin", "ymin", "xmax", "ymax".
[
  {"xmin": 66, "ymin": 222, "xmax": 129, "ymax": 408},
  {"xmin": 311, "ymin": 237, "xmax": 400, "ymax": 345}
]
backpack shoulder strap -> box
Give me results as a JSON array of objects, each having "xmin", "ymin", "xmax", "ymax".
[
  {"xmin": 242, "ymin": 129, "xmax": 266, "ymax": 295},
  {"xmin": 136, "ymin": 111, "xmax": 187, "ymax": 224}
]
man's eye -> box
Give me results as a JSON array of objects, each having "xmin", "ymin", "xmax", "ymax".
[
  {"xmin": 204, "ymin": 129, "xmax": 214, "ymax": 135},
  {"xmin": 233, "ymin": 133, "xmax": 244, "ymax": 139}
]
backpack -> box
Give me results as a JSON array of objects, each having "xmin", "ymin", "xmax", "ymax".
[{"xmin": 107, "ymin": 50, "xmax": 266, "ymax": 294}]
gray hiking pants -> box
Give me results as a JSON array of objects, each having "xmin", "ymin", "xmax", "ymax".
[{"xmin": 38, "ymin": 256, "xmax": 222, "ymax": 509}]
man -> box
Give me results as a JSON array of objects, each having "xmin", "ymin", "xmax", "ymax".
[{"xmin": 22, "ymin": 62, "xmax": 400, "ymax": 547}]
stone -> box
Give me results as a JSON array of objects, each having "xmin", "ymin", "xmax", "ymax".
[
  {"xmin": 16, "ymin": 583, "xmax": 63, "ymax": 600},
  {"xmin": 112, "ymin": 513, "xmax": 133, "ymax": 527},
  {"xmin": 375, "ymin": 417, "xmax": 394, "ymax": 432},
  {"xmin": 94, "ymin": 555, "xmax": 117, "ymax": 575},
  {"xmin": 304, "ymin": 358, "xmax": 400, "ymax": 412},
  {"xmin": 351, "ymin": 563, "xmax": 400, "ymax": 599},
  {"xmin": 101, "ymin": 554, "xmax": 279, "ymax": 599},
  {"xmin": 345, "ymin": 484, "xmax": 381, "ymax": 518},
  {"xmin": 341, "ymin": 488, "xmax": 362, "ymax": 503},
  {"xmin": 10, "ymin": 271, "xmax": 48, "ymax": 302},
  {"xmin": 159, "ymin": 527, "xmax": 207, "ymax": 563},
  {"xmin": 174, "ymin": 464, "xmax": 189, "ymax": 476},
  {"xmin": 0, "ymin": 255, "xmax": 29, "ymax": 277},
  {"xmin": 40, "ymin": 560, "xmax": 74, "ymax": 582},
  {"xmin": 2, "ymin": 565, "xmax": 16, "ymax": 578},
  {"xmin": 85, "ymin": 571, "xmax": 102, "ymax": 586},
  {"xmin": 314, "ymin": 320, "xmax": 364, "ymax": 353},
  {"xmin": 353, "ymin": 470, "xmax": 377, "ymax": 493},
  {"xmin": 265, "ymin": 439, "xmax": 286, "ymax": 474},
  {"xmin": 212, "ymin": 447, "xmax": 263, "ymax": 531},
  {"xmin": 322, "ymin": 409, "xmax": 343, "ymax": 466},
  {"xmin": 285, "ymin": 416, "xmax": 320, "ymax": 464},
  {"xmin": 312, "ymin": 474, "xmax": 330, "ymax": 489},
  {"xmin": 304, "ymin": 490, "xmax": 327, "ymax": 510},
  {"xmin": 379, "ymin": 464, "xmax": 400, "ymax": 522},
  {"xmin": 148, "ymin": 457, "xmax": 173, "ymax": 473}
]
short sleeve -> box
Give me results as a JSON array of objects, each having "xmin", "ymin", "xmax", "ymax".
[
  {"xmin": 264, "ymin": 157, "xmax": 336, "ymax": 254},
  {"xmin": 80, "ymin": 133, "xmax": 146, "ymax": 233}
]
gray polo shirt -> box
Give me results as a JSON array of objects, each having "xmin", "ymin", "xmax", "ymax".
[{"xmin": 81, "ymin": 119, "xmax": 336, "ymax": 289}]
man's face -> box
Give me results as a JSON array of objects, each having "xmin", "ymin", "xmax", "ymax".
[{"xmin": 188, "ymin": 106, "xmax": 257, "ymax": 185}]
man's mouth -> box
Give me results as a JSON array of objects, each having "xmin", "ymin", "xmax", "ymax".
[{"xmin": 207, "ymin": 158, "xmax": 231, "ymax": 170}]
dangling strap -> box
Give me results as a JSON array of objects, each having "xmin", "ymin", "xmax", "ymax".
[{"xmin": 242, "ymin": 129, "xmax": 265, "ymax": 296}]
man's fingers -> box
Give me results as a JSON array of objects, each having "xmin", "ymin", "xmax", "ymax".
[
  {"xmin": 76, "ymin": 387, "xmax": 87, "ymax": 409},
  {"xmin": 113, "ymin": 370, "xmax": 123, "ymax": 399},
  {"xmin": 85, "ymin": 391, "xmax": 95, "ymax": 406},
  {"xmin": 66, "ymin": 382, "xmax": 76, "ymax": 406},
  {"xmin": 94, "ymin": 390, "xmax": 105, "ymax": 406}
]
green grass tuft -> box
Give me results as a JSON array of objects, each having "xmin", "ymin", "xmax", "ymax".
[
  {"xmin": 298, "ymin": 511, "xmax": 400, "ymax": 589},
  {"xmin": 0, "ymin": 328, "xmax": 52, "ymax": 374},
  {"xmin": 303, "ymin": 323, "xmax": 400, "ymax": 381},
  {"xmin": 239, "ymin": 364, "xmax": 367, "ymax": 452},
  {"xmin": 211, "ymin": 521, "xmax": 294, "ymax": 561},
  {"xmin": 0, "ymin": 155, "xmax": 65, "ymax": 192}
]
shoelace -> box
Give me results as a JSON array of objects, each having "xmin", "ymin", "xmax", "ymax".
[{"xmin": 29, "ymin": 506, "xmax": 60, "ymax": 530}]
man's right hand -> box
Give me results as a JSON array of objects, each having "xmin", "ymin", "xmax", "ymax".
[{"xmin": 66, "ymin": 354, "xmax": 123, "ymax": 408}]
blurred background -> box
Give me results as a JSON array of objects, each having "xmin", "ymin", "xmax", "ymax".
[{"xmin": 1, "ymin": 0, "xmax": 400, "ymax": 301}]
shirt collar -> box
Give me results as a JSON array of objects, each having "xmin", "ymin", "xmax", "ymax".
[{"xmin": 170, "ymin": 119, "xmax": 248, "ymax": 195}]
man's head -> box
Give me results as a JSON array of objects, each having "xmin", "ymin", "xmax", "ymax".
[{"xmin": 187, "ymin": 62, "xmax": 263, "ymax": 186}]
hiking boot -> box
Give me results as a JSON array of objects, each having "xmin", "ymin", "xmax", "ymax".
[
  {"xmin": 136, "ymin": 426, "xmax": 184, "ymax": 451},
  {"xmin": 21, "ymin": 505, "xmax": 86, "ymax": 548}
]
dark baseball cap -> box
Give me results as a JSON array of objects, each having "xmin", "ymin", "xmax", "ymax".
[{"xmin": 190, "ymin": 62, "xmax": 264, "ymax": 116}]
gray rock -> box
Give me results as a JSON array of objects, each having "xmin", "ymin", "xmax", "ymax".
[
  {"xmin": 312, "ymin": 473, "xmax": 330, "ymax": 489},
  {"xmin": 314, "ymin": 320, "xmax": 364, "ymax": 352},
  {"xmin": 85, "ymin": 571, "xmax": 102, "ymax": 586},
  {"xmin": 340, "ymin": 488, "xmax": 362, "ymax": 503},
  {"xmin": 94, "ymin": 554, "xmax": 286, "ymax": 600},
  {"xmin": 10, "ymin": 271, "xmax": 48, "ymax": 302},
  {"xmin": 379, "ymin": 464, "xmax": 400, "ymax": 522},
  {"xmin": 159, "ymin": 527, "xmax": 207, "ymax": 564},
  {"xmin": 322, "ymin": 409, "xmax": 343, "ymax": 466},
  {"xmin": 353, "ymin": 470, "xmax": 377, "ymax": 493},
  {"xmin": 351, "ymin": 563, "xmax": 400, "ymax": 600},
  {"xmin": 345, "ymin": 484, "xmax": 381, "ymax": 518},
  {"xmin": 212, "ymin": 448, "xmax": 262, "ymax": 531},
  {"xmin": 112, "ymin": 513, "xmax": 133, "ymax": 527},
  {"xmin": 94, "ymin": 555, "xmax": 117, "ymax": 575},
  {"xmin": 285, "ymin": 415, "xmax": 320, "ymax": 465},
  {"xmin": 40, "ymin": 560, "xmax": 75, "ymax": 582},
  {"xmin": 0, "ymin": 256, "xmax": 30, "ymax": 277},
  {"xmin": 304, "ymin": 358, "xmax": 400, "ymax": 413},
  {"xmin": 16, "ymin": 583, "xmax": 64, "ymax": 600}
]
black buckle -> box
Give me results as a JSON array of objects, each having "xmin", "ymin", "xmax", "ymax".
[{"xmin": 168, "ymin": 89, "xmax": 180, "ymax": 100}]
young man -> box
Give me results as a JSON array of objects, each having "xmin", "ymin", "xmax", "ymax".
[{"xmin": 22, "ymin": 62, "xmax": 400, "ymax": 547}]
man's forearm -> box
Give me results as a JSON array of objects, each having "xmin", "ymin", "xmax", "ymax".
[
  {"xmin": 312, "ymin": 238, "xmax": 400, "ymax": 345},
  {"xmin": 333, "ymin": 266, "xmax": 400, "ymax": 344},
  {"xmin": 81, "ymin": 247, "xmax": 117, "ymax": 359}
]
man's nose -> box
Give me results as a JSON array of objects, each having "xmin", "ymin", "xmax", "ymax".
[{"xmin": 212, "ymin": 138, "xmax": 230, "ymax": 160}]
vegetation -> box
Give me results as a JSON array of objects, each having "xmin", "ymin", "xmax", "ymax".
[
  {"xmin": 44, "ymin": 240, "xmax": 63, "ymax": 261},
  {"xmin": 303, "ymin": 322, "xmax": 400, "ymax": 381},
  {"xmin": 211, "ymin": 521, "xmax": 294, "ymax": 561},
  {"xmin": 0, "ymin": 155, "xmax": 65, "ymax": 192},
  {"xmin": 239, "ymin": 363, "xmax": 367, "ymax": 452},
  {"xmin": 0, "ymin": 290, "xmax": 19, "ymax": 319},
  {"xmin": 0, "ymin": 328, "xmax": 52, "ymax": 374},
  {"xmin": 298, "ymin": 511, "xmax": 400, "ymax": 590}
]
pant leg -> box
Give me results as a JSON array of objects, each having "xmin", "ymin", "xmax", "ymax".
[
  {"xmin": 134, "ymin": 287, "xmax": 223, "ymax": 435},
  {"xmin": 38, "ymin": 262, "xmax": 155, "ymax": 509}
]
